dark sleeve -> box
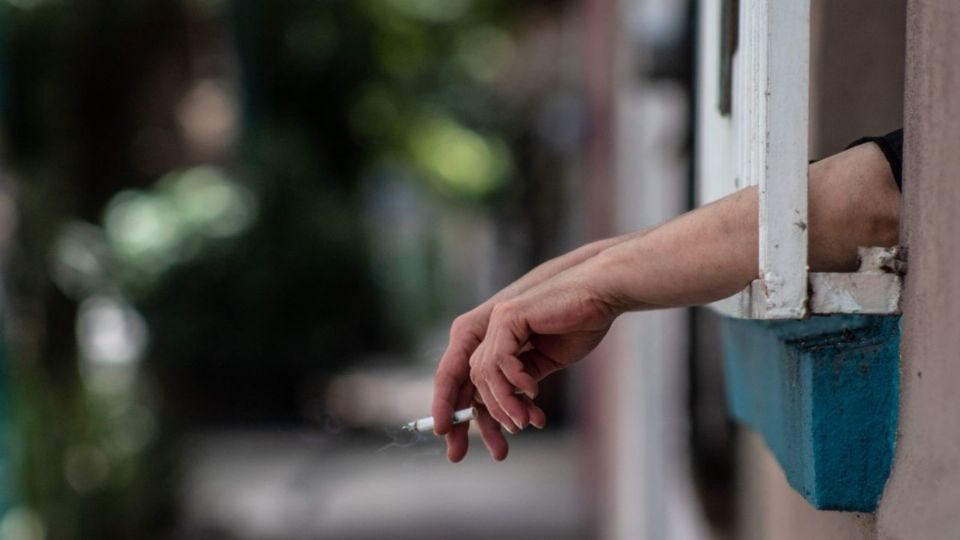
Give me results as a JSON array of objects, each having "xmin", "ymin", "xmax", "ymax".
[{"xmin": 846, "ymin": 128, "xmax": 903, "ymax": 190}]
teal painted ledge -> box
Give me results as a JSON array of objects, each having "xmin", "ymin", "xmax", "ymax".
[{"xmin": 722, "ymin": 315, "xmax": 900, "ymax": 512}]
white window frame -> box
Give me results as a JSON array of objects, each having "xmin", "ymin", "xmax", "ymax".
[{"xmin": 696, "ymin": 0, "xmax": 902, "ymax": 319}]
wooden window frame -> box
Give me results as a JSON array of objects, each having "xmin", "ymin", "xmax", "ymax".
[{"xmin": 696, "ymin": 0, "xmax": 902, "ymax": 319}]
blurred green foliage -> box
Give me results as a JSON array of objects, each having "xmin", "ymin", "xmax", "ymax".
[{"xmin": 0, "ymin": 0, "xmax": 537, "ymax": 537}]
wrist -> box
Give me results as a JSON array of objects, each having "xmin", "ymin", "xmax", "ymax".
[{"xmin": 576, "ymin": 248, "xmax": 635, "ymax": 316}]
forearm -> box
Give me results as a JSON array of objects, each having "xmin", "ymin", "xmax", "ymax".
[
  {"xmin": 587, "ymin": 185, "xmax": 756, "ymax": 311},
  {"xmin": 482, "ymin": 230, "xmax": 646, "ymax": 306},
  {"xmin": 590, "ymin": 142, "xmax": 901, "ymax": 313},
  {"xmin": 438, "ymin": 142, "xmax": 901, "ymax": 455}
]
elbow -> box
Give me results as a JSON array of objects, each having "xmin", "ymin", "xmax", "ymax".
[{"xmin": 808, "ymin": 143, "xmax": 902, "ymax": 272}]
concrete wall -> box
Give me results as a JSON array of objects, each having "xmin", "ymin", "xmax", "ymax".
[
  {"xmin": 876, "ymin": 1, "xmax": 960, "ymax": 537},
  {"xmin": 736, "ymin": 430, "xmax": 876, "ymax": 540},
  {"xmin": 737, "ymin": 1, "xmax": 960, "ymax": 538},
  {"xmin": 808, "ymin": 0, "xmax": 906, "ymax": 156}
]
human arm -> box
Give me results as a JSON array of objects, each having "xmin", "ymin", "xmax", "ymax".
[
  {"xmin": 437, "ymin": 141, "xmax": 901, "ymax": 461},
  {"xmin": 429, "ymin": 230, "xmax": 647, "ymax": 458}
]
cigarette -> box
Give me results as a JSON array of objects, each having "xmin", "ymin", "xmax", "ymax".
[{"xmin": 402, "ymin": 407, "xmax": 477, "ymax": 433}]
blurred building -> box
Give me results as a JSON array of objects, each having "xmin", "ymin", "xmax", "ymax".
[
  {"xmin": 585, "ymin": 0, "xmax": 960, "ymax": 539},
  {"xmin": 0, "ymin": 0, "xmax": 958, "ymax": 539}
]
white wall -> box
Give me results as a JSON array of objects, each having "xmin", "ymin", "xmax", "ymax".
[{"xmin": 601, "ymin": 2, "xmax": 709, "ymax": 537}]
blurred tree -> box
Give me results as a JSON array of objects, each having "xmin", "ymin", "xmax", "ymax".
[
  {"xmin": 4, "ymin": 1, "xmax": 195, "ymax": 537},
  {"xmin": 2, "ymin": 0, "xmax": 560, "ymax": 538}
]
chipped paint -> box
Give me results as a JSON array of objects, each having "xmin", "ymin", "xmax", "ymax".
[
  {"xmin": 757, "ymin": 0, "xmax": 810, "ymax": 319},
  {"xmin": 712, "ymin": 246, "xmax": 903, "ymax": 319},
  {"xmin": 698, "ymin": 0, "xmax": 811, "ymax": 320},
  {"xmin": 810, "ymin": 273, "xmax": 901, "ymax": 314},
  {"xmin": 818, "ymin": 286, "xmax": 863, "ymax": 313},
  {"xmin": 698, "ymin": 0, "xmax": 901, "ymax": 321}
]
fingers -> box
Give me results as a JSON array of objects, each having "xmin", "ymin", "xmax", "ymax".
[
  {"xmin": 469, "ymin": 302, "xmax": 534, "ymax": 433},
  {"xmin": 518, "ymin": 347, "xmax": 563, "ymax": 381},
  {"xmin": 432, "ymin": 371, "xmax": 462, "ymax": 436},
  {"xmin": 472, "ymin": 358, "xmax": 540, "ymax": 433},
  {"xmin": 470, "ymin": 333, "xmax": 534, "ymax": 433},
  {"xmin": 498, "ymin": 392, "xmax": 545, "ymax": 430},
  {"xmin": 441, "ymin": 299, "xmax": 560, "ymax": 454},
  {"xmin": 501, "ymin": 354, "xmax": 539, "ymax": 399},
  {"xmin": 488, "ymin": 369, "xmax": 530, "ymax": 430},
  {"xmin": 473, "ymin": 370, "xmax": 518, "ymax": 433},
  {"xmin": 475, "ymin": 383, "xmax": 547, "ymax": 431},
  {"xmin": 484, "ymin": 349, "xmax": 551, "ymax": 433},
  {"xmin": 476, "ymin": 405, "xmax": 509, "ymax": 461},
  {"xmin": 445, "ymin": 425, "xmax": 469, "ymax": 463},
  {"xmin": 432, "ymin": 317, "xmax": 482, "ymax": 436},
  {"xmin": 445, "ymin": 380, "xmax": 474, "ymax": 463}
]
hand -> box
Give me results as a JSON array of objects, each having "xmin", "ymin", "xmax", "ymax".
[
  {"xmin": 433, "ymin": 258, "xmax": 619, "ymax": 462},
  {"xmin": 468, "ymin": 269, "xmax": 616, "ymax": 442},
  {"xmin": 431, "ymin": 141, "xmax": 904, "ymax": 463},
  {"xmin": 432, "ymin": 304, "xmax": 513, "ymax": 462},
  {"xmin": 431, "ymin": 234, "xmax": 640, "ymax": 462}
]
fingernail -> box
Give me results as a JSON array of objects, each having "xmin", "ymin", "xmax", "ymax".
[
  {"xmin": 504, "ymin": 423, "xmax": 517, "ymax": 434},
  {"xmin": 531, "ymin": 420, "xmax": 544, "ymax": 429},
  {"xmin": 524, "ymin": 391, "xmax": 535, "ymax": 400}
]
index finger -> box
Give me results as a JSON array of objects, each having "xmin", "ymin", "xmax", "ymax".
[
  {"xmin": 432, "ymin": 325, "xmax": 482, "ymax": 435},
  {"xmin": 445, "ymin": 380, "xmax": 474, "ymax": 462},
  {"xmin": 432, "ymin": 368, "xmax": 466, "ymax": 436}
]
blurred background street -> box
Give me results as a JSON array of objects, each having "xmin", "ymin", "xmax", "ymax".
[
  {"xmin": 0, "ymin": 0, "xmax": 922, "ymax": 537},
  {"xmin": 0, "ymin": 0, "xmax": 728, "ymax": 538},
  {"xmin": 177, "ymin": 431, "xmax": 585, "ymax": 540}
]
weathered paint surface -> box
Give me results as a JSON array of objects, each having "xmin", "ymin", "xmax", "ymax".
[
  {"xmin": 699, "ymin": 0, "xmax": 811, "ymax": 319},
  {"xmin": 723, "ymin": 315, "xmax": 899, "ymax": 511},
  {"xmin": 809, "ymin": 247, "xmax": 904, "ymax": 315},
  {"xmin": 756, "ymin": 0, "xmax": 810, "ymax": 319},
  {"xmin": 700, "ymin": 0, "xmax": 907, "ymax": 322},
  {"xmin": 713, "ymin": 247, "xmax": 903, "ymax": 319},
  {"xmin": 877, "ymin": 1, "xmax": 960, "ymax": 535},
  {"xmin": 809, "ymin": 273, "xmax": 901, "ymax": 315}
]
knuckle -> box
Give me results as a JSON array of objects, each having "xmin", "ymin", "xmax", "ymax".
[
  {"xmin": 504, "ymin": 359, "xmax": 524, "ymax": 376},
  {"xmin": 491, "ymin": 301, "xmax": 515, "ymax": 320},
  {"xmin": 450, "ymin": 312, "xmax": 484, "ymax": 342},
  {"xmin": 449, "ymin": 315, "xmax": 469, "ymax": 339}
]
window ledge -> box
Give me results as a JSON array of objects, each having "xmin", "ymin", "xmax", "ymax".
[
  {"xmin": 712, "ymin": 247, "xmax": 904, "ymax": 319},
  {"xmin": 722, "ymin": 314, "xmax": 899, "ymax": 511}
]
